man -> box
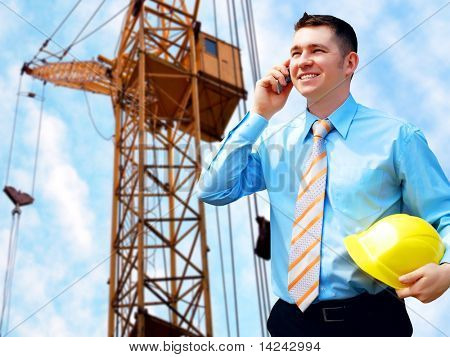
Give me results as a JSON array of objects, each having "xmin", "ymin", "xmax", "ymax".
[{"xmin": 196, "ymin": 13, "xmax": 450, "ymax": 336}]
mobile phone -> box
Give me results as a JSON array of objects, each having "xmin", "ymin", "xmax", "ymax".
[{"xmin": 276, "ymin": 69, "xmax": 291, "ymax": 95}]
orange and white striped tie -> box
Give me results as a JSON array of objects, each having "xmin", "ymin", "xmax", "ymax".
[{"xmin": 288, "ymin": 118, "xmax": 334, "ymax": 312}]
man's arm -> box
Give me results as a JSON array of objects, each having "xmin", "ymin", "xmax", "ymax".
[
  {"xmin": 394, "ymin": 124, "xmax": 450, "ymax": 302},
  {"xmin": 196, "ymin": 58, "xmax": 294, "ymax": 206},
  {"xmin": 196, "ymin": 112, "xmax": 268, "ymax": 206}
]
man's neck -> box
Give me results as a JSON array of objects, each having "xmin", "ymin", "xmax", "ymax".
[{"xmin": 307, "ymin": 90, "xmax": 350, "ymax": 119}]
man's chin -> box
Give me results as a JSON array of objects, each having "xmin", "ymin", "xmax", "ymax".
[{"xmin": 298, "ymin": 87, "xmax": 321, "ymax": 102}]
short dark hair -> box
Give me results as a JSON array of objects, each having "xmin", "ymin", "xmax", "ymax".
[{"xmin": 294, "ymin": 13, "xmax": 358, "ymax": 56}]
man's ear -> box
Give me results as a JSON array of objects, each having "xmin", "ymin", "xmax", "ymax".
[{"xmin": 346, "ymin": 52, "xmax": 359, "ymax": 77}]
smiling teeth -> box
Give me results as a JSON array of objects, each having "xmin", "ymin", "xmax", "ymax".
[{"xmin": 301, "ymin": 74, "xmax": 318, "ymax": 80}]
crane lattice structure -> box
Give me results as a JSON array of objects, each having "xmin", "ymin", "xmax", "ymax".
[{"xmin": 24, "ymin": 0, "xmax": 246, "ymax": 336}]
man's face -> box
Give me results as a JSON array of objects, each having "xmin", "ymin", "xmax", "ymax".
[{"xmin": 289, "ymin": 25, "xmax": 349, "ymax": 102}]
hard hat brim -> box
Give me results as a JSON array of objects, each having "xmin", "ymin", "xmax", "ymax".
[{"xmin": 344, "ymin": 233, "xmax": 407, "ymax": 289}]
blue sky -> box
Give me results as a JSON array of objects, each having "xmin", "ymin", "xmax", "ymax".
[{"xmin": 0, "ymin": 0, "xmax": 449, "ymax": 337}]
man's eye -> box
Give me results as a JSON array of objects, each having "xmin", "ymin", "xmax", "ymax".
[
  {"xmin": 292, "ymin": 52, "xmax": 301, "ymax": 56},
  {"xmin": 313, "ymin": 49, "xmax": 324, "ymax": 53}
]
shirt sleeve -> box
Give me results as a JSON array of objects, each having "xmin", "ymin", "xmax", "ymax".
[
  {"xmin": 195, "ymin": 111, "xmax": 269, "ymax": 206},
  {"xmin": 396, "ymin": 123, "xmax": 450, "ymax": 263}
]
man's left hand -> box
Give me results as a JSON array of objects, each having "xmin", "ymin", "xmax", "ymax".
[{"xmin": 396, "ymin": 263, "xmax": 450, "ymax": 303}]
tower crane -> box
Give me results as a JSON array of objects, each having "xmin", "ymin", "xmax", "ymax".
[{"xmin": 23, "ymin": 0, "xmax": 246, "ymax": 336}]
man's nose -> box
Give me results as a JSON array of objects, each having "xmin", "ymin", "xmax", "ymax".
[
  {"xmin": 298, "ymin": 53, "xmax": 314, "ymax": 69},
  {"xmin": 291, "ymin": 55, "xmax": 313, "ymax": 76}
]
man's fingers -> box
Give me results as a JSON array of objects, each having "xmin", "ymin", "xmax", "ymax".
[
  {"xmin": 396, "ymin": 287, "xmax": 413, "ymax": 299},
  {"xmin": 259, "ymin": 62, "xmax": 291, "ymax": 93},
  {"xmin": 258, "ymin": 75, "xmax": 275, "ymax": 87},
  {"xmin": 258, "ymin": 75, "xmax": 280, "ymax": 93},
  {"xmin": 399, "ymin": 266, "xmax": 426, "ymax": 284},
  {"xmin": 259, "ymin": 64, "xmax": 292, "ymax": 93},
  {"xmin": 261, "ymin": 74, "xmax": 285, "ymax": 94},
  {"xmin": 269, "ymin": 69, "xmax": 286, "ymax": 85},
  {"xmin": 272, "ymin": 65, "xmax": 289, "ymax": 77}
]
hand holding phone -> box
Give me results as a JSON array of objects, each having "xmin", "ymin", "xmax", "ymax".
[
  {"xmin": 252, "ymin": 58, "xmax": 292, "ymax": 120},
  {"xmin": 276, "ymin": 69, "xmax": 291, "ymax": 95}
]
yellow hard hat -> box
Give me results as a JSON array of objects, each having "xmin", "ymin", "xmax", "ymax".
[{"xmin": 344, "ymin": 214, "xmax": 445, "ymax": 289}]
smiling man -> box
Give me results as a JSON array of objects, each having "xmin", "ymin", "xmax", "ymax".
[{"xmin": 196, "ymin": 13, "xmax": 450, "ymax": 337}]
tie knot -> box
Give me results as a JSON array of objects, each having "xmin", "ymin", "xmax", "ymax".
[{"xmin": 312, "ymin": 119, "xmax": 334, "ymax": 139}]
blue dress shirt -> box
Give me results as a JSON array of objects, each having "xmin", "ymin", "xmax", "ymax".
[{"xmin": 196, "ymin": 93, "xmax": 450, "ymax": 304}]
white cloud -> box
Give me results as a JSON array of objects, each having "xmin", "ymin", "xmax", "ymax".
[
  {"xmin": 6, "ymin": 247, "xmax": 109, "ymax": 336},
  {"xmin": 371, "ymin": 9, "xmax": 450, "ymax": 171},
  {"xmin": 23, "ymin": 102, "xmax": 95, "ymax": 254}
]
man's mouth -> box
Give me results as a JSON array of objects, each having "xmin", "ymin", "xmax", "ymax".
[{"xmin": 298, "ymin": 73, "xmax": 320, "ymax": 81}]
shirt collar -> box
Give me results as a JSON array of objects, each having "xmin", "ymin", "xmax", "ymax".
[{"xmin": 303, "ymin": 93, "xmax": 358, "ymax": 142}]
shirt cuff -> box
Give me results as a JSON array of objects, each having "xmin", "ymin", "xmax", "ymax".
[
  {"xmin": 439, "ymin": 227, "xmax": 450, "ymax": 264},
  {"xmin": 440, "ymin": 248, "xmax": 450, "ymax": 264},
  {"xmin": 233, "ymin": 111, "xmax": 269, "ymax": 142}
]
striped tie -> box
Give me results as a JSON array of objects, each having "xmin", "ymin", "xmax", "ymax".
[{"xmin": 288, "ymin": 118, "xmax": 334, "ymax": 312}]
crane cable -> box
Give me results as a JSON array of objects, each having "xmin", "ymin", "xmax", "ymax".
[
  {"xmin": 226, "ymin": 204, "xmax": 240, "ymax": 337},
  {"xmin": 29, "ymin": 0, "xmax": 82, "ymax": 65},
  {"xmin": 211, "ymin": 0, "xmax": 272, "ymax": 338},
  {"xmin": 47, "ymin": 0, "xmax": 82, "ymax": 40},
  {"xmin": 209, "ymin": 0, "xmax": 268, "ymax": 337},
  {"xmin": 226, "ymin": 0, "xmax": 269, "ymax": 336},
  {"xmin": 4, "ymin": 75, "xmax": 47, "ymax": 197},
  {"xmin": 239, "ymin": 0, "xmax": 272, "ymax": 333},
  {"xmin": 31, "ymin": 82, "xmax": 46, "ymax": 198},
  {"xmin": 227, "ymin": 0, "xmax": 265, "ymax": 336},
  {"xmin": 60, "ymin": 0, "xmax": 106, "ymax": 60},
  {"xmin": 82, "ymin": 90, "xmax": 114, "ymax": 142},
  {"xmin": 58, "ymin": 3, "xmax": 129, "ymax": 60},
  {"xmin": 214, "ymin": 200, "xmax": 231, "ymax": 337},
  {"xmin": 209, "ymin": 140, "xmax": 232, "ymax": 338},
  {"xmin": 0, "ymin": 206, "xmax": 22, "ymax": 337},
  {"xmin": 211, "ymin": 0, "xmax": 232, "ymax": 338},
  {"xmin": 230, "ymin": 0, "xmax": 270, "ymax": 336},
  {"xmin": 4, "ymin": 73, "xmax": 23, "ymax": 188},
  {"xmin": 243, "ymin": 0, "xmax": 272, "ymax": 332},
  {"xmin": 1, "ymin": 78, "xmax": 47, "ymax": 336},
  {"xmin": 38, "ymin": 2, "xmax": 129, "ymax": 64},
  {"xmin": 247, "ymin": 0, "xmax": 272, "ymax": 324}
]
